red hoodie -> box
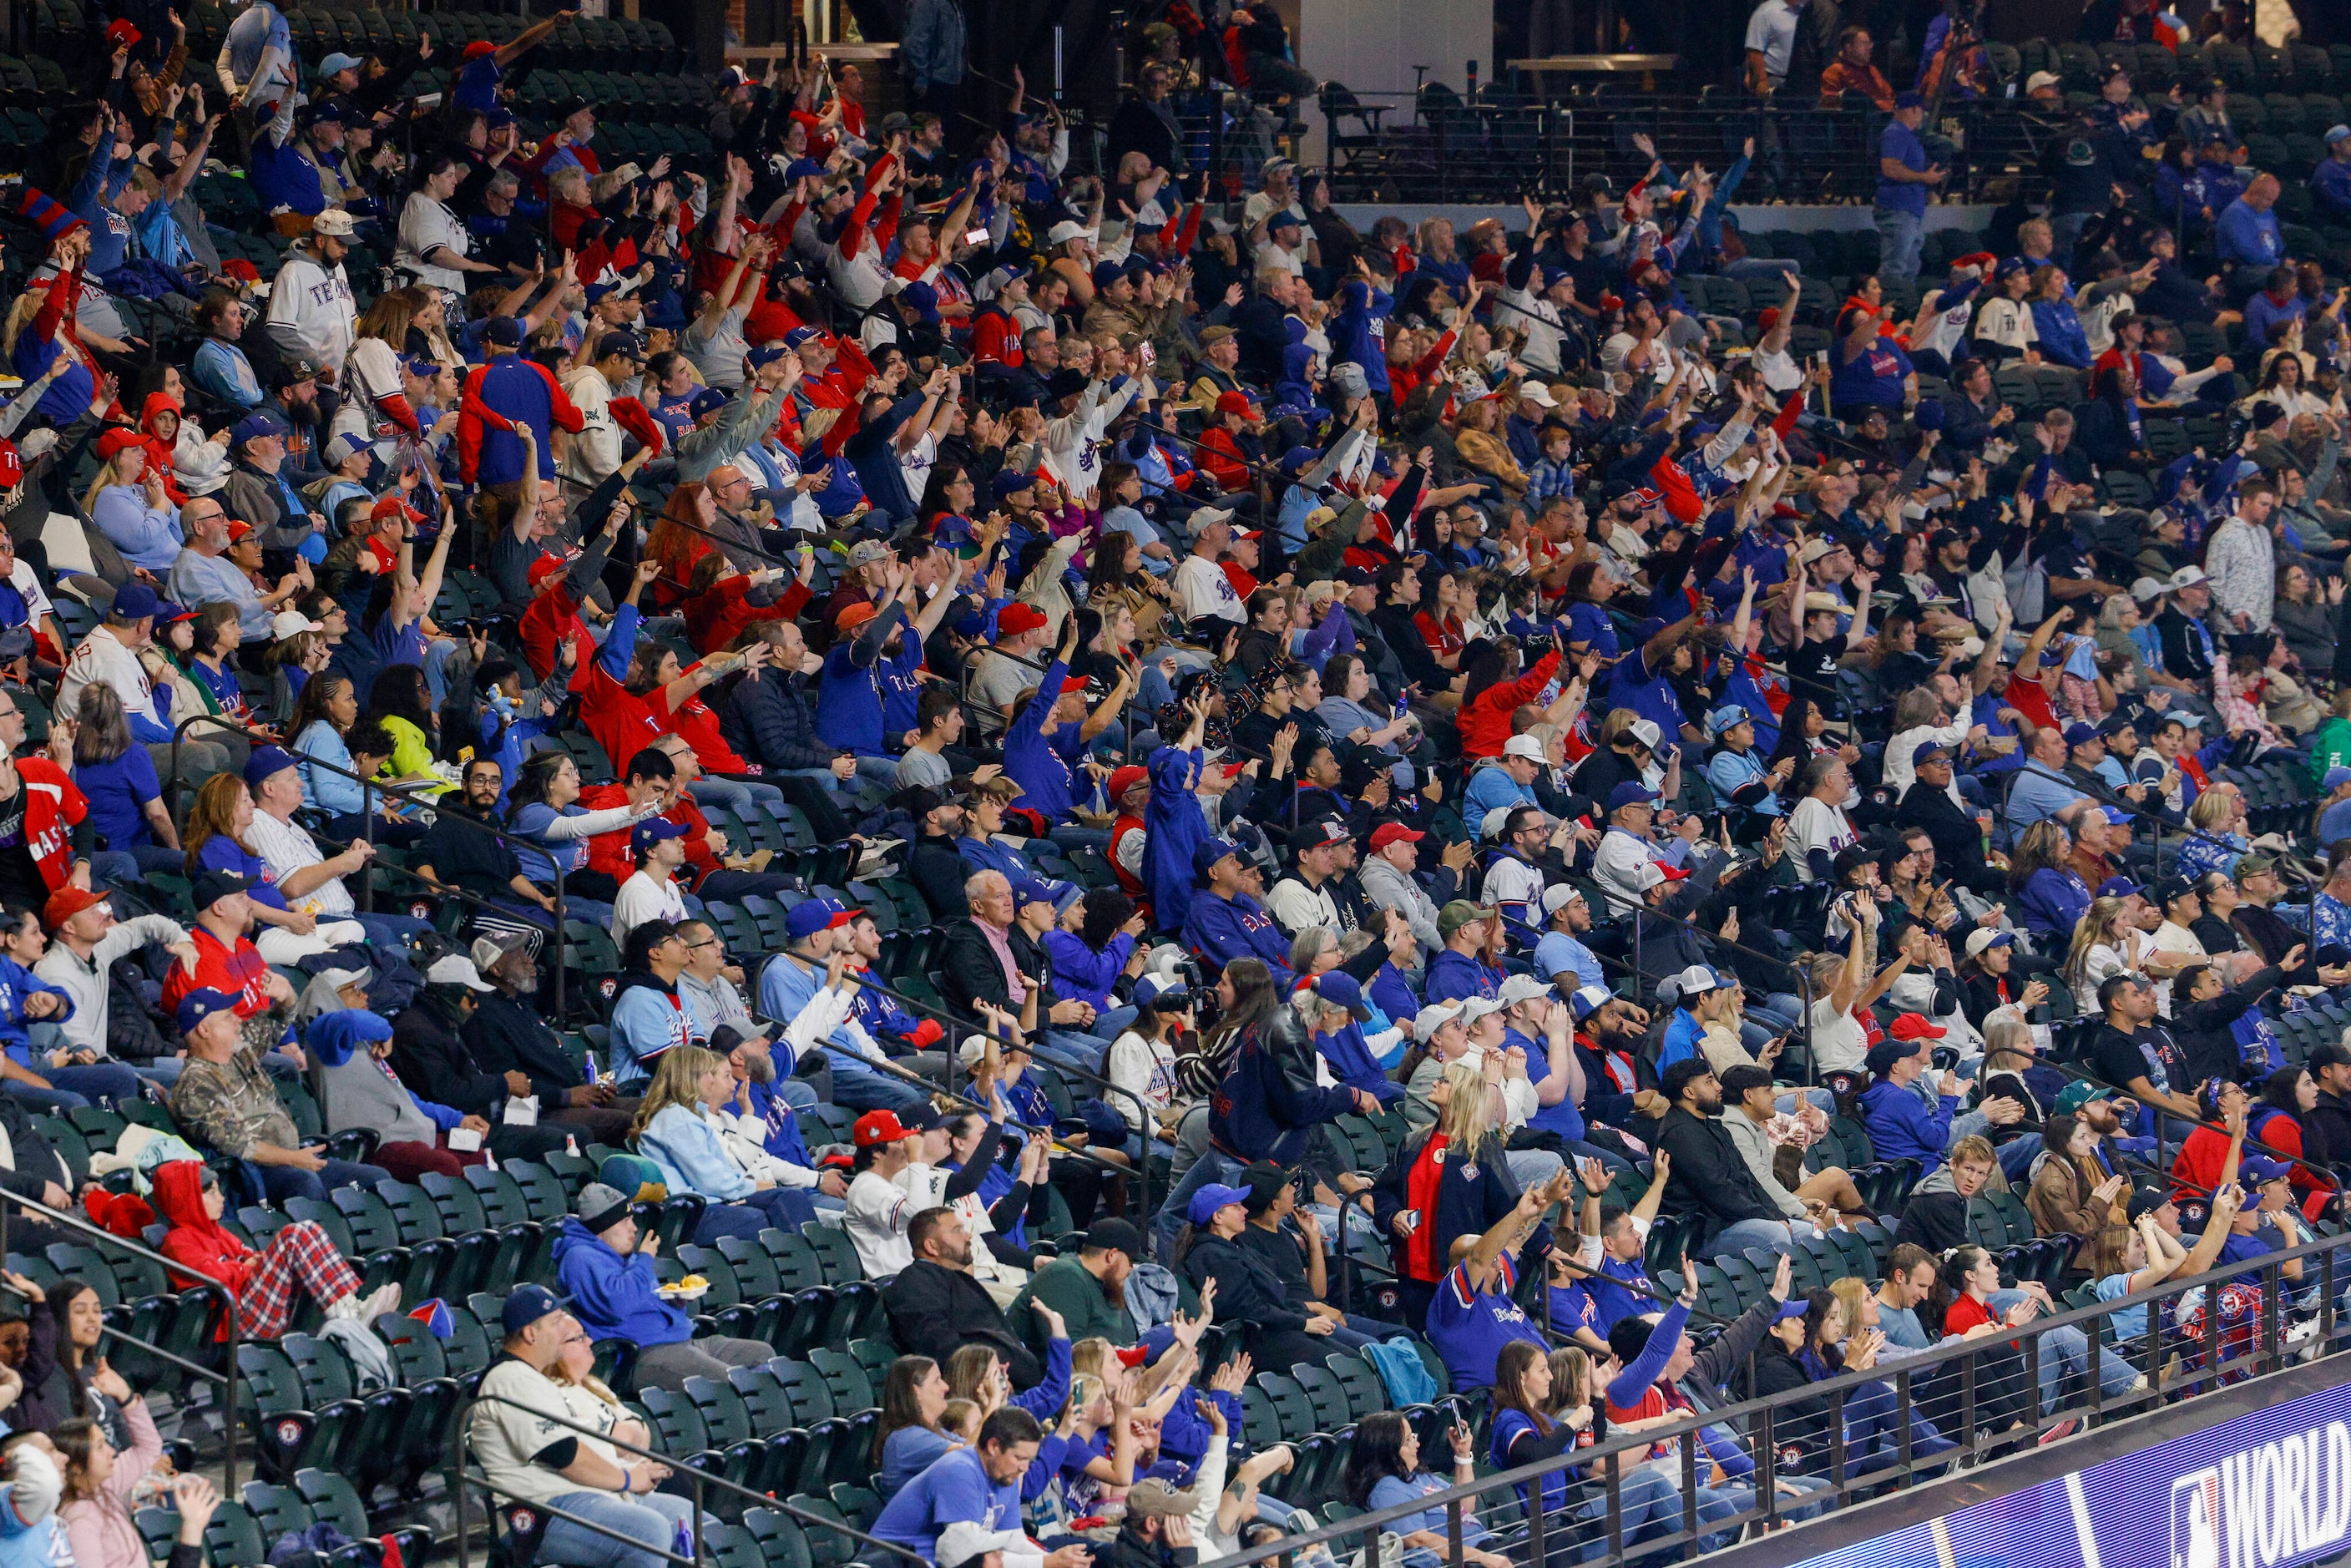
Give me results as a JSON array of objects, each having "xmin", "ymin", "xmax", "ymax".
[
  {"xmin": 154, "ymin": 1158, "xmax": 259, "ymax": 1300},
  {"xmin": 138, "ymin": 392, "xmax": 190, "ymax": 504}
]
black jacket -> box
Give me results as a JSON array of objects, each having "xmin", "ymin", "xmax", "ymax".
[
  {"xmin": 2309, "ymin": 1089, "xmax": 2351, "ymax": 1177},
  {"xmin": 1180, "ymin": 1232, "xmax": 1309, "ymax": 1333},
  {"xmin": 391, "ymin": 993, "xmax": 510, "ymax": 1117},
  {"xmin": 2171, "ymin": 968, "xmax": 2283, "ymax": 1087},
  {"xmin": 908, "ymin": 832, "xmax": 973, "ymax": 924},
  {"xmin": 939, "ymin": 918, "xmax": 1062, "ymax": 1022},
  {"xmin": 882, "ymin": 1258, "xmax": 1045, "ymax": 1389},
  {"xmin": 463, "ymin": 989, "xmax": 590, "ymax": 1108},
  {"xmin": 1892, "ymin": 1189, "xmax": 1970, "ymax": 1253},
  {"xmin": 1896, "ymin": 781, "xmax": 2005, "ymax": 894},
  {"xmin": 720, "ymin": 667, "xmax": 836, "ymax": 772},
  {"xmin": 1655, "ymin": 1106, "xmax": 1786, "ymax": 1242},
  {"xmin": 1095, "ymin": 1527, "xmax": 1196, "ymax": 1568},
  {"xmin": 1369, "ymin": 1125, "xmax": 1545, "ymax": 1287}
]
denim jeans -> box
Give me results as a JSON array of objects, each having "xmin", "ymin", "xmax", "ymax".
[
  {"xmin": 40, "ymin": 1061, "xmax": 143, "ymax": 1108},
  {"xmin": 132, "ymin": 1057, "xmax": 186, "ymax": 1089},
  {"xmin": 540, "ymin": 1489, "xmax": 697, "ymax": 1568},
  {"xmin": 1875, "ymin": 205, "xmax": 1925, "ymax": 281},
  {"xmin": 690, "ymin": 776, "xmax": 790, "ymax": 817},
  {"xmin": 826, "ymin": 1058, "xmax": 932, "ymax": 1115},
  {"xmin": 1039, "ymin": 1031, "xmax": 1114, "ymax": 1076},
  {"xmin": 1840, "ymin": 1378, "xmax": 1958, "ymax": 1470},
  {"xmin": 1570, "ymin": 1467, "xmax": 1683, "ymax": 1560},
  {"xmin": 248, "ymin": 1158, "xmax": 394, "ymax": 1206},
  {"xmin": 1705, "ymin": 1217, "xmax": 1811, "ymax": 1258}
]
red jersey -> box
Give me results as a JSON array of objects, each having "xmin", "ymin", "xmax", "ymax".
[
  {"xmin": 658, "ymin": 689, "xmax": 748, "ymax": 775},
  {"xmin": 569, "ymin": 654, "xmax": 670, "ymax": 779},
  {"xmin": 162, "ymin": 926, "xmax": 272, "ymax": 1020}
]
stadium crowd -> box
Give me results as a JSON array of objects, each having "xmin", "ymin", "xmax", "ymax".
[{"xmin": 0, "ymin": 0, "xmax": 2347, "ymax": 1565}]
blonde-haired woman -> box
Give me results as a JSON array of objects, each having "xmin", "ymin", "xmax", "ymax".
[
  {"xmin": 87, "ymin": 432, "xmax": 183, "ymax": 574},
  {"xmin": 630, "ymin": 1045, "xmax": 816, "ymax": 1241},
  {"xmin": 1387, "ymin": 1059, "xmax": 1533, "ymax": 1323},
  {"xmin": 2064, "ymin": 896, "xmax": 2141, "ymax": 999}
]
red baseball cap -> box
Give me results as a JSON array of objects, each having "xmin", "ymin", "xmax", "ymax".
[
  {"xmin": 1214, "ymin": 391, "xmax": 1256, "ymax": 417},
  {"xmin": 852, "ymin": 1110, "xmax": 913, "ymax": 1147},
  {"xmin": 372, "ymin": 493, "xmax": 426, "ymax": 524},
  {"xmin": 42, "ymin": 886, "xmax": 107, "ymax": 933},
  {"xmin": 226, "ymin": 520, "xmax": 255, "ymax": 544},
  {"xmin": 528, "ymin": 556, "xmax": 568, "ymax": 589},
  {"xmin": 463, "ymin": 39, "xmax": 498, "ymax": 59},
  {"xmin": 105, "ymin": 18, "xmax": 140, "ymax": 48},
  {"xmin": 1106, "ymin": 765, "xmax": 1148, "ymax": 799},
  {"xmin": 0, "ymin": 440, "xmax": 19, "ymax": 492},
  {"xmin": 1651, "ymin": 861, "xmax": 1691, "ymax": 882},
  {"xmin": 837, "ymin": 601, "xmax": 881, "ymax": 631},
  {"xmin": 996, "ymin": 604, "xmax": 1047, "ymax": 637},
  {"xmin": 1368, "ymin": 823, "xmax": 1426, "ymax": 851},
  {"xmin": 1888, "ymin": 1014, "xmax": 1949, "ymax": 1042},
  {"xmin": 94, "ymin": 428, "xmax": 144, "ymax": 461}
]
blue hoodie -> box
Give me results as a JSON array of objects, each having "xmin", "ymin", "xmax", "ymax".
[
  {"xmin": 0, "ymin": 959, "xmax": 73, "ymax": 1069},
  {"xmin": 1329, "ymin": 279, "xmax": 1394, "ymax": 395},
  {"xmin": 1144, "ymin": 745, "xmax": 1211, "ymax": 935},
  {"xmin": 1314, "ymin": 1021, "xmax": 1403, "ymax": 1104},
  {"xmin": 1857, "ymin": 1079, "xmax": 1959, "ymax": 1176},
  {"xmin": 552, "ymin": 1217, "xmax": 695, "ymax": 1346}
]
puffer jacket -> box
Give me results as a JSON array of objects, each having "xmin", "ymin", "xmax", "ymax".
[{"xmin": 720, "ymin": 665, "xmax": 835, "ymax": 772}]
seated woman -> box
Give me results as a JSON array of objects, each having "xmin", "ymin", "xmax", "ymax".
[
  {"xmin": 59, "ymin": 1409, "xmax": 219, "ymax": 1568},
  {"xmin": 1042, "ymin": 888, "xmax": 1145, "ymax": 1045},
  {"xmin": 1934, "ymin": 1244, "xmax": 2139, "ymax": 1425},
  {"xmin": 631, "ymin": 1046, "xmax": 819, "ymax": 1242},
  {"xmin": 68, "ymin": 684, "xmax": 183, "ymax": 889},
  {"xmin": 873, "ymin": 1355, "xmax": 956, "ymax": 1502},
  {"xmin": 1342, "ymin": 1411, "xmax": 1509, "ymax": 1568},
  {"xmin": 148, "ymin": 1160, "xmax": 397, "ymax": 1340},
  {"xmin": 1752, "ymin": 1288, "xmax": 1955, "ymax": 1476},
  {"xmin": 941, "ymin": 1313, "xmax": 1074, "ymax": 1431},
  {"xmin": 311, "ymin": 1007, "xmax": 488, "ymax": 1182},
  {"xmin": 2025, "ymin": 1111, "xmax": 2131, "ymax": 1269},
  {"xmin": 0, "ymin": 911, "xmax": 142, "ymax": 1112},
  {"xmin": 503, "ymin": 751, "xmax": 654, "ymax": 930},
  {"xmin": 1488, "ymin": 1341, "xmax": 1680, "ymax": 1559},
  {"xmin": 183, "ymin": 774, "xmax": 368, "ymax": 964}
]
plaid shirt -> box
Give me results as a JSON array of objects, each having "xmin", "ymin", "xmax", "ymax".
[
  {"xmin": 170, "ymin": 1032, "xmax": 300, "ymax": 1159},
  {"xmin": 1524, "ymin": 455, "xmax": 1576, "ymax": 510}
]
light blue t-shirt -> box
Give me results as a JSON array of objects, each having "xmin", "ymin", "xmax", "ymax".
[
  {"xmin": 1533, "ymin": 932, "xmax": 1603, "ymax": 990},
  {"xmin": 2094, "ymin": 1272, "xmax": 2147, "ymax": 1342}
]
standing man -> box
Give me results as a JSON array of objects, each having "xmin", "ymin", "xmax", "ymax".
[
  {"xmin": 1876, "ymin": 91, "xmax": 1943, "ymax": 283},
  {"xmin": 901, "ymin": 0, "xmax": 969, "ymax": 145},
  {"xmin": 265, "ymin": 208, "xmax": 357, "ymax": 383}
]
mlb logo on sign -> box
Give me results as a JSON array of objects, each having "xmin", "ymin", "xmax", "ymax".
[{"xmin": 2172, "ymin": 1468, "xmax": 2221, "ymax": 1568}]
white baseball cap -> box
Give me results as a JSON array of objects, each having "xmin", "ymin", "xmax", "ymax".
[
  {"xmin": 1413, "ymin": 1001, "xmax": 1466, "ymax": 1039},
  {"xmin": 270, "ymin": 609, "xmax": 324, "ymax": 641},
  {"xmin": 1502, "ymin": 735, "xmax": 1547, "ymax": 763},
  {"xmin": 424, "ymin": 955, "xmax": 494, "ymax": 992},
  {"xmin": 2168, "ymin": 564, "xmax": 2209, "ymax": 589}
]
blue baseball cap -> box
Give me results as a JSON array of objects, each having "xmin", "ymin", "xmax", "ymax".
[
  {"xmin": 1012, "ymin": 878, "xmax": 1057, "ymax": 909},
  {"xmin": 1187, "ymin": 1183, "xmax": 1254, "ymax": 1226},
  {"xmin": 1310, "ymin": 971, "xmax": 1372, "ymax": 1022},
  {"xmin": 1266, "ymin": 210, "xmax": 1302, "ymax": 234},
  {"xmin": 2101, "ymin": 806, "xmax": 2135, "ymax": 827},
  {"xmin": 1191, "ymin": 837, "xmax": 1243, "ymax": 877},
  {"xmin": 482, "ymin": 315, "xmax": 525, "ymax": 347},
  {"xmin": 784, "ymin": 897, "xmax": 857, "ymax": 939},
  {"xmin": 2240, "ymin": 1156, "xmax": 2293, "ymax": 1183},
  {"xmin": 1708, "ymin": 704, "xmax": 1752, "ymax": 733},
  {"xmin": 746, "ymin": 344, "xmax": 790, "ymax": 369},
  {"xmin": 630, "ymin": 817, "xmax": 687, "ymax": 857},
  {"xmin": 174, "ymin": 987, "xmax": 242, "ymax": 1035},
  {"xmin": 783, "ymin": 325, "xmax": 824, "ymax": 349},
  {"xmin": 784, "ymin": 158, "xmax": 826, "ymax": 182},
  {"xmin": 991, "ymin": 469, "xmax": 1039, "ymax": 503},
  {"xmin": 501, "ymin": 1283, "xmax": 564, "ymax": 1335},
  {"xmin": 109, "ymin": 584, "xmax": 161, "ymax": 621},
  {"xmin": 2064, "ymin": 722, "xmax": 2099, "ymax": 746},
  {"xmin": 230, "ymin": 411, "xmax": 287, "ymax": 446},
  {"xmin": 1135, "ymin": 974, "xmax": 1192, "ymax": 1009},
  {"xmin": 688, "ymin": 387, "xmax": 731, "ymax": 420},
  {"xmin": 2098, "ymin": 876, "xmax": 2142, "ymax": 898},
  {"xmin": 1605, "ymin": 781, "xmax": 1660, "ymax": 812},
  {"xmin": 243, "ymin": 746, "xmax": 301, "ymax": 791},
  {"xmin": 1090, "ymin": 260, "xmax": 1127, "ymax": 291},
  {"xmin": 318, "ymin": 52, "xmax": 363, "ymax": 77},
  {"xmin": 1568, "ymin": 984, "xmax": 1615, "ymax": 1020}
]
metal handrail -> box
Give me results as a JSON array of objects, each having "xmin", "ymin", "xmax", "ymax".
[
  {"xmin": 0, "ymin": 1187, "xmax": 244, "ymax": 1494},
  {"xmin": 167, "ymin": 712, "xmax": 573, "ymax": 1013},
  {"xmin": 455, "ymin": 1391, "xmax": 928, "ymax": 1568},
  {"xmin": 1190, "ymin": 1220, "xmax": 2351, "ymax": 1568}
]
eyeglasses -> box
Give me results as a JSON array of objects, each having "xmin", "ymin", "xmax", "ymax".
[{"xmin": 685, "ymin": 938, "xmax": 720, "ymax": 951}]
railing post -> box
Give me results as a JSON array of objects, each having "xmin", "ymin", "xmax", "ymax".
[
  {"xmin": 1678, "ymin": 1431, "xmax": 1697, "ymax": 1559},
  {"xmin": 1444, "ymin": 1495, "xmax": 1463, "ymax": 1568},
  {"xmin": 224, "ymin": 1304, "xmax": 240, "ymax": 1498},
  {"xmin": 553, "ymin": 862, "xmax": 568, "ymax": 1019},
  {"xmin": 1605, "ymin": 1452, "xmax": 1623, "ymax": 1562},
  {"xmin": 1756, "ymin": 1401, "xmax": 1778, "ymax": 1531}
]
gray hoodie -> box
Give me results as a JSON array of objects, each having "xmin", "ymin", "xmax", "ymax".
[{"xmin": 316, "ymin": 1047, "xmax": 441, "ymax": 1145}]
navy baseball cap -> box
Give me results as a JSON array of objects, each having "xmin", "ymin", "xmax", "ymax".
[
  {"xmin": 2241, "ymin": 1156, "xmax": 2293, "ymax": 1183},
  {"xmin": 1191, "ymin": 837, "xmax": 1242, "ymax": 877},
  {"xmin": 483, "ymin": 315, "xmax": 525, "ymax": 347},
  {"xmin": 1606, "ymin": 781, "xmax": 1660, "ymax": 812},
  {"xmin": 1311, "ymin": 971, "xmax": 1372, "ymax": 1021},
  {"xmin": 174, "ymin": 987, "xmax": 242, "ymax": 1034},
  {"xmin": 629, "ymin": 817, "xmax": 687, "ymax": 857},
  {"xmin": 243, "ymin": 746, "xmax": 301, "ymax": 790},
  {"xmin": 110, "ymin": 584, "xmax": 161, "ymax": 621},
  {"xmin": 1012, "ymin": 878, "xmax": 1057, "ymax": 909},
  {"xmin": 501, "ymin": 1283, "xmax": 564, "ymax": 1334}
]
